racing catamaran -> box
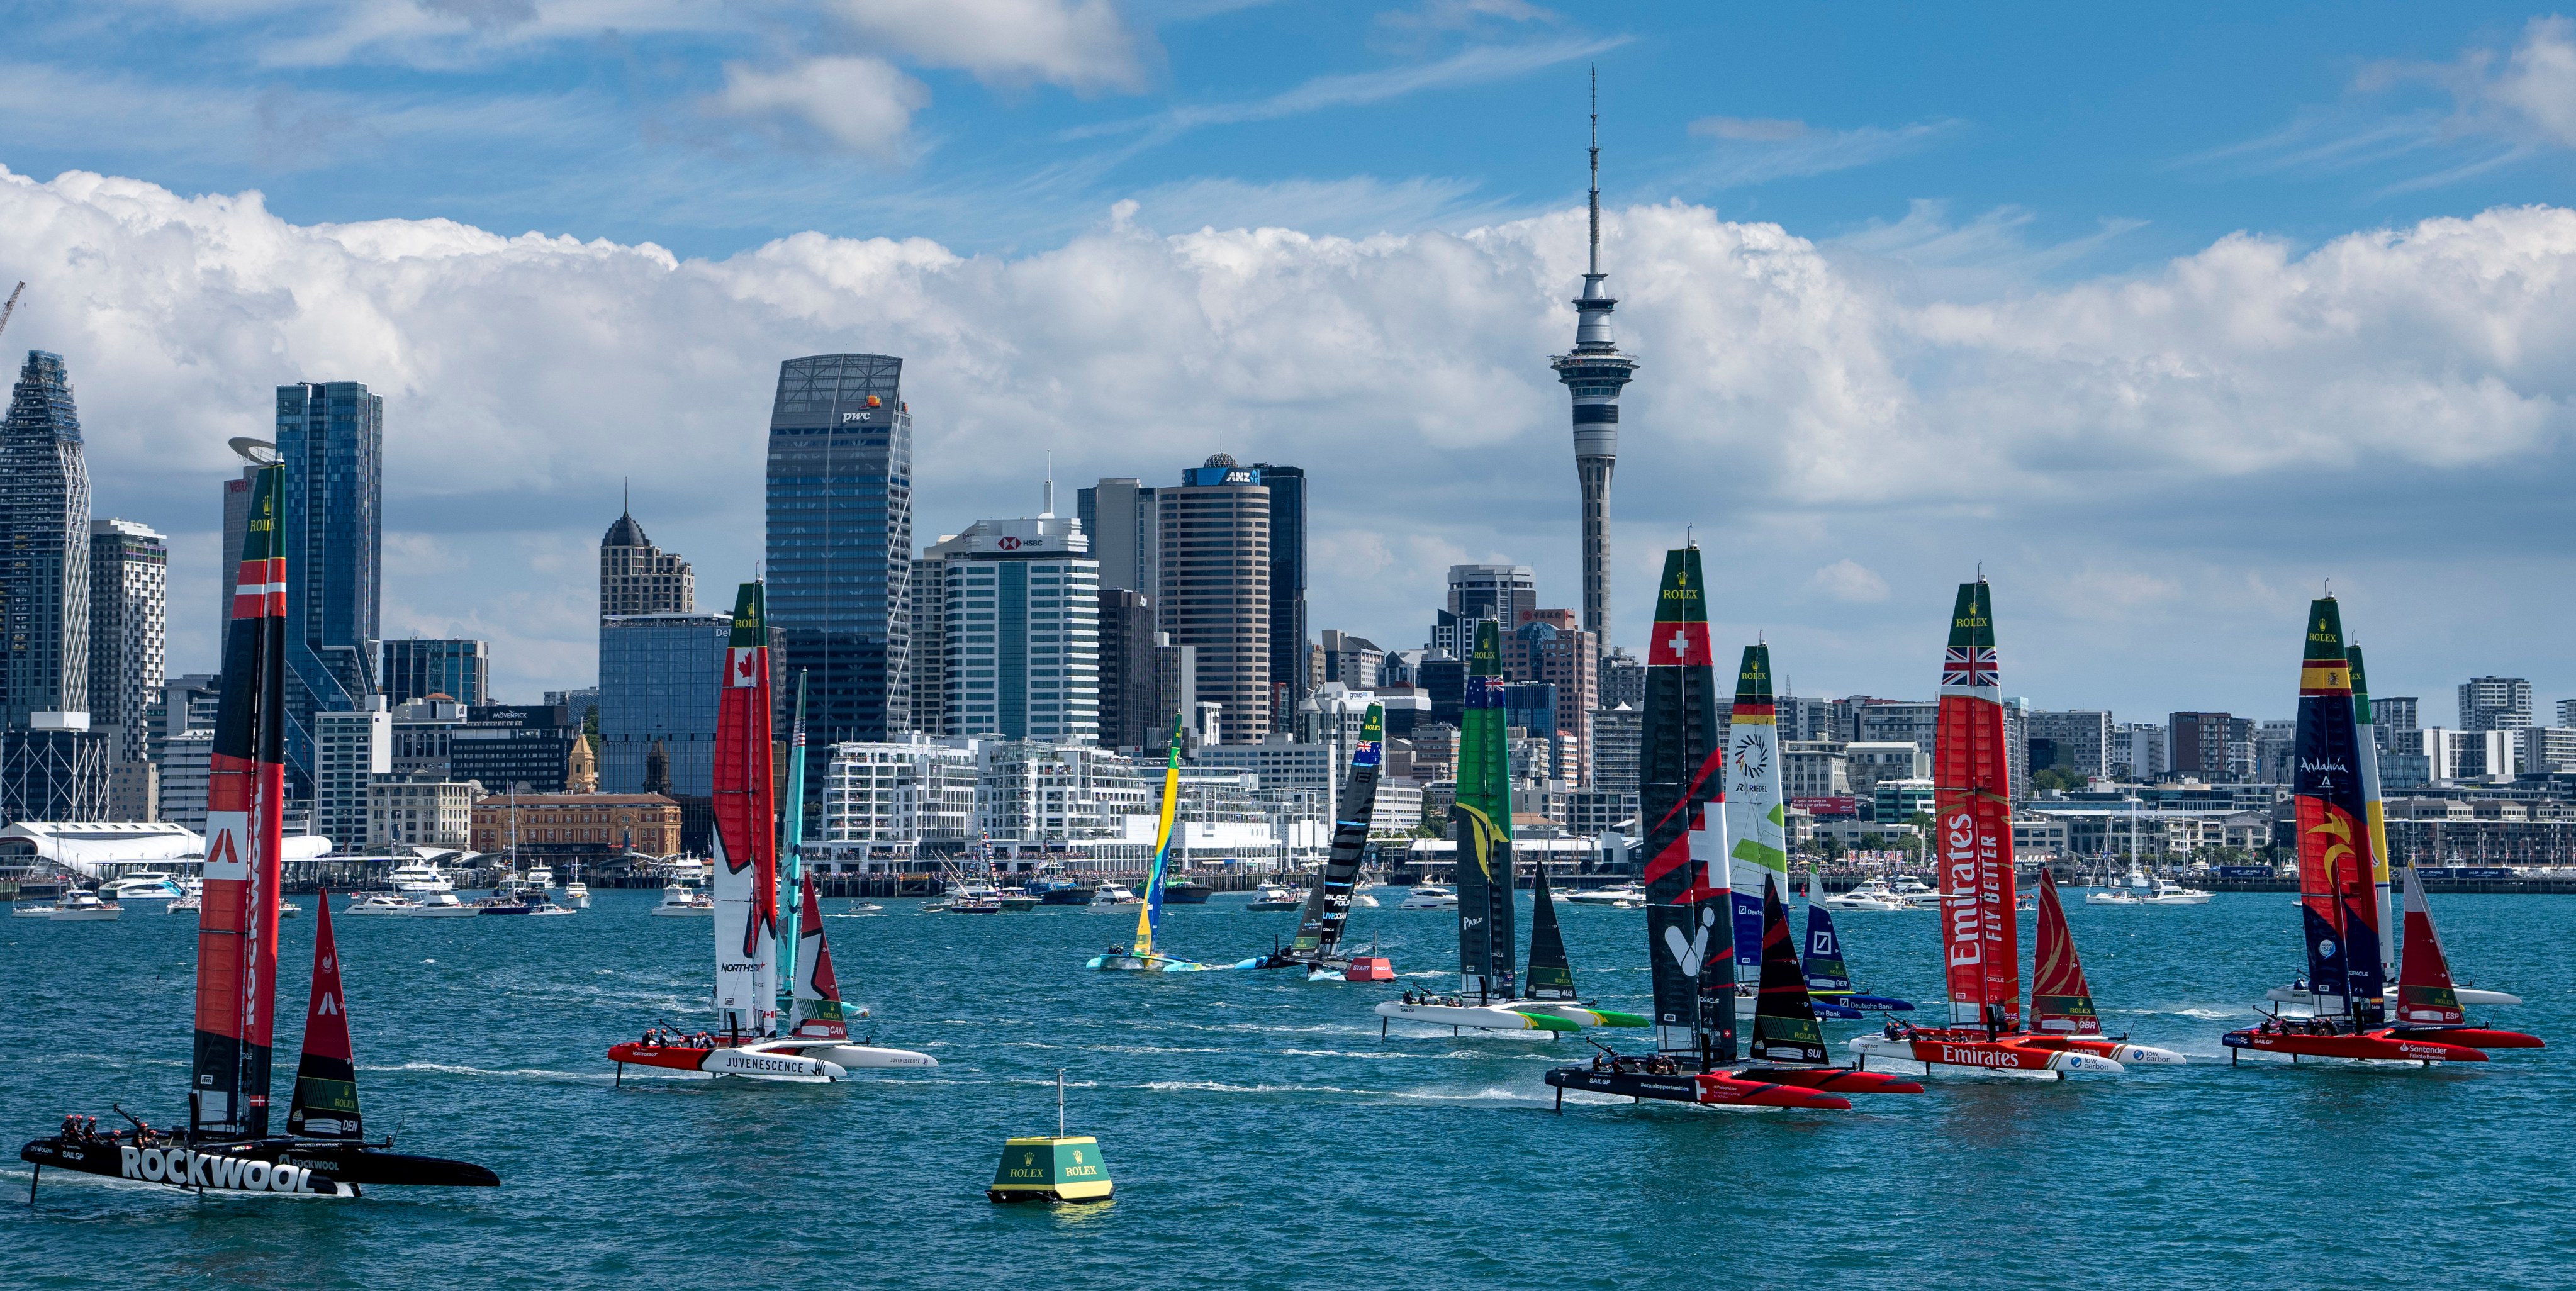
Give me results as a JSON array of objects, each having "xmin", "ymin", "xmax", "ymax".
[
  {"xmin": 1262, "ymin": 703, "xmax": 1387, "ymax": 977},
  {"xmin": 2226, "ymin": 597, "xmax": 2542, "ymax": 1065},
  {"xmin": 1849, "ymin": 579, "xmax": 2178, "ymax": 1076},
  {"xmin": 22, "ymin": 452, "xmax": 498, "ymax": 1197},
  {"xmin": 1544, "ymin": 545, "xmax": 1865, "ymax": 1109},
  {"xmin": 1090, "ymin": 712, "xmax": 1251, "ymax": 972},
  {"xmin": 1800, "ymin": 866, "xmax": 1914, "ymax": 1017},
  {"xmin": 609, "ymin": 583, "xmax": 932, "ymax": 1080},
  {"xmin": 1723, "ymin": 644, "xmax": 1789, "ymax": 997}
]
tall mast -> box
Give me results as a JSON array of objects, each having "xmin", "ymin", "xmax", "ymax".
[{"xmin": 1553, "ymin": 69, "xmax": 1637, "ymax": 657}]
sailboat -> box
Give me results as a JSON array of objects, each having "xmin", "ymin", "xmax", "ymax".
[
  {"xmin": 776, "ymin": 669, "xmax": 810, "ymax": 1022},
  {"xmin": 2224, "ymin": 596, "xmax": 2542, "ymax": 1064},
  {"xmin": 1260, "ymin": 703, "xmax": 1393, "ymax": 979},
  {"xmin": 1723, "ymin": 644, "xmax": 1789, "ymax": 1003},
  {"xmin": 1845, "ymin": 579, "xmax": 2168, "ymax": 1077},
  {"xmin": 1090, "ymin": 712, "xmax": 1254, "ymax": 973},
  {"xmin": 1375, "ymin": 623, "xmax": 1641, "ymax": 1034},
  {"xmin": 1543, "ymin": 545, "xmax": 1867, "ymax": 1109},
  {"xmin": 608, "ymin": 583, "xmax": 933, "ymax": 1081},
  {"xmin": 21, "ymin": 453, "xmax": 498, "ymax": 1197},
  {"xmin": 1800, "ymin": 866, "xmax": 1914, "ymax": 1018}
]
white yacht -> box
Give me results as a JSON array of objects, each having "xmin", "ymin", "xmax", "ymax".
[
  {"xmin": 1399, "ymin": 884, "xmax": 1458, "ymax": 910},
  {"xmin": 1888, "ymin": 875, "xmax": 1940, "ymax": 908},
  {"xmin": 1564, "ymin": 881, "xmax": 1645, "ymax": 908},
  {"xmin": 388, "ymin": 861, "xmax": 456, "ymax": 895},
  {"xmin": 525, "ymin": 864, "xmax": 556, "ymax": 890},
  {"xmin": 2139, "ymin": 875, "xmax": 2212, "ymax": 905},
  {"xmin": 101, "ymin": 872, "xmax": 186, "ymax": 902},
  {"xmin": 1088, "ymin": 883, "xmax": 1143, "ymax": 907},
  {"xmin": 563, "ymin": 881, "xmax": 591, "ymax": 909},
  {"xmin": 45, "ymin": 891, "xmax": 123, "ymax": 921},
  {"xmin": 405, "ymin": 891, "xmax": 478, "ymax": 918},
  {"xmin": 1246, "ymin": 882, "xmax": 1302, "ymax": 911},
  {"xmin": 1823, "ymin": 878, "xmax": 1908, "ymax": 912},
  {"xmin": 659, "ymin": 856, "xmax": 710, "ymax": 886},
  {"xmin": 650, "ymin": 883, "xmax": 714, "ymax": 916},
  {"xmin": 346, "ymin": 891, "xmax": 419, "ymax": 915}
]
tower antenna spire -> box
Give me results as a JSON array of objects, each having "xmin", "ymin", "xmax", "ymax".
[
  {"xmin": 1554, "ymin": 67, "xmax": 1635, "ymax": 657},
  {"xmin": 1588, "ymin": 67, "xmax": 1601, "ymax": 278}
]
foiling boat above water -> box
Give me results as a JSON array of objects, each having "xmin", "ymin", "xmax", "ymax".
[
  {"xmin": 1089, "ymin": 713, "xmax": 1255, "ymax": 974},
  {"xmin": 1257, "ymin": 704, "xmax": 1394, "ymax": 981},
  {"xmin": 21, "ymin": 456, "xmax": 495, "ymax": 1199}
]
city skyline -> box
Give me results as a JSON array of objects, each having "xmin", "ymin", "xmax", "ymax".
[{"xmin": 9, "ymin": 10, "xmax": 2576, "ymax": 722}]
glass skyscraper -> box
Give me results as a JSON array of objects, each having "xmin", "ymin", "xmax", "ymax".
[
  {"xmin": 3, "ymin": 351, "xmax": 92, "ymax": 727},
  {"xmin": 766, "ymin": 354, "xmax": 915, "ymax": 808},
  {"xmin": 599, "ymin": 611, "xmax": 732, "ymax": 798},
  {"xmin": 1250, "ymin": 462, "xmax": 1306, "ymax": 714},
  {"xmin": 276, "ymin": 381, "xmax": 384, "ymax": 795},
  {"xmin": 381, "ymin": 637, "xmax": 490, "ymax": 705}
]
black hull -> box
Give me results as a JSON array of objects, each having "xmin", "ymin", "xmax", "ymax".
[
  {"xmin": 23, "ymin": 1134, "xmax": 498, "ymax": 1198},
  {"xmin": 1037, "ymin": 890, "xmax": 1097, "ymax": 906},
  {"xmin": 1256, "ymin": 953, "xmax": 1353, "ymax": 973},
  {"xmin": 1543, "ymin": 1065, "xmax": 1702, "ymax": 1104},
  {"xmin": 1163, "ymin": 884, "xmax": 1214, "ymax": 905}
]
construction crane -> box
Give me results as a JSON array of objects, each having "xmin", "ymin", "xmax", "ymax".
[{"xmin": 0, "ymin": 282, "xmax": 22, "ymax": 342}]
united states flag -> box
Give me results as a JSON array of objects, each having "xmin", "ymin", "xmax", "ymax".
[{"xmin": 1943, "ymin": 646, "xmax": 1997, "ymax": 688}]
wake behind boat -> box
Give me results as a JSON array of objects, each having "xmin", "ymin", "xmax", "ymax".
[
  {"xmin": 1089, "ymin": 713, "xmax": 1252, "ymax": 974},
  {"xmin": 23, "ymin": 458, "xmax": 495, "ymax": 1199}
]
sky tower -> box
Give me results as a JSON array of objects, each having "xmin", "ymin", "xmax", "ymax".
[{"xmin": 1552, "ymin": 70, "xmax": 1636, "ymax": 654}]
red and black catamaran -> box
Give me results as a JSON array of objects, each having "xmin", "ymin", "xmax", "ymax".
[
  {"xmin": 1545, "ymin": 546, "xmax": 1915, "ymax": 1110},
  {"xmin": 21, "ymin": 449, "xmax": 498, "ymax": 1199},
  {"xmin": 2224, "ymin": 596, "xmax": 2543, "ymax": 1065}
]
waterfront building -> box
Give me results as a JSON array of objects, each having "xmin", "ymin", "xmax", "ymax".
[
  {"xmin": 2460, "ymin": 676, "xmax": 2533, "ymax": 732},
  {"xmin": 815, "ymin": 736, "xmax": 978, "ymax": 866},
  {"xmin": 1549, "ymin": 98, "xmax": 1636, "ymax": 653},
  {"xmin": 3, "ymin": 352, "xmax": 91, "ymax": 727},
  {"xmin": 766, "ymin": 353, "xmax": 916, "ymax": 768},
  {"xmin": 388, "ymin": 697, "xmax": 468, "ymax": 778},
  {"xmin": 0, "ymin": 714, "xmax": 109, "ymax": 824},
  {"xmin": 218, "ymin": 463, "xmax": 258, "ymax": 647},
  {"xmin": 1845, "ymin": 741, "xmax": 1930, "ymax": 809},
  {"xmin": 1567, "ymin": 788, "xmax": 1638, "ymax": 840},
  {"xmin": 1854, "ymin": 700, "xmax": 1939, "ymax": 758},
  {"xmin": 311, "ymin": 699, "xmax": 391, "ymax": 851},
  {"xmin": 1156, "ymin": 454, "xmax": 1270, "ymax": 743},
  {"xmin": 975, "ymin": 740, "xmax": 1155, "ymax": 845},
  {"xmin": 448, "ymin": 703, "xmax": 580, "ymax": 795},
  {"xmin": 1874, "ymin": 776, "xmax": 1936, "ymax": 827},
  {"xmin": 1781, "ymin": 739, "xmax": 1850, "ymax": 801},
  {"xmin": 86, "ymin": 518, "xmax": 166, "ymax": 763},
  {"xmin": 381, "ymin": 638, "xmax": 490, "ymax": 705},
  {"xmin": 599, "ymin": 611, "xmax": 730, "ymax": 797},
  {"xmin": 469, "ymin": 791, "xmax": 682, "ymax": 859},
  {"xmin": 1097, "ymin": 589, "xmax": 1156, "ymax": 750},
  {"xmin": 276, "ymin": 381, "xmax": 384, "ymax": 795},
  {"xmin": 598, "ymin": 506, "xmax": 693, "ymax": 617},
  {"xmin": 924, "ymin": 510, "xmax": 1100, "ymax": 743},
  {"xmin": 366, "ymin": 776, "xmax": 482, "ymax": 848},
  {"xmin": 2025, "ymin": 708, "xmax": 2111, "ymax": 780},
  {"xmin": 1774, "ymin": 695, "xmax": 1837, "ymax": 743}
]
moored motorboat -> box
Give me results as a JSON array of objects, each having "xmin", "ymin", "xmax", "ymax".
[
  {"xmin": 649, "ymin": 882, "xmax": 714, "ymax": 916},
  {"xmin": 1245, "ymin": 882, "xmax": 1301, "ymax": 912},
  {"xmin": 101, "ymin": 872, "xmax": 185, "ymax": 902},
  {"xmin": 45, "ymin": 891, "xmax": 123, "ymax": 921},
  {"xmin": 1162, "ymin": 881, "xmax": 1214, "ymax": 905},
  {"xmin": 345, "ymin": 891, "xmax": 418, "ymax": 915},
  {"xmin": 1397, "ymin": 884, "xmax": 1456, "ymax": 910},
  {"xmin": 563, "ymin": 881, "xmax": 591, "ymax": 908},
  {"xmin": 406, "ymin": 891, "xmax": 478, "ymax": 918},
  {"xmin": 1087, "ymin": 883, "xmax": 1142, "ymax": 907},
  {"xmin": 1823, "ymin": 878, "xmax": 1907, "ymax": 912},
  {"xmin": 1563, "ymin": 881, "xmax": 1644, "ymax": 908}
]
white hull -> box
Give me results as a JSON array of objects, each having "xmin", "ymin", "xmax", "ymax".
[
  {"xmin": 404, "ymin": 905, "xmax": 479, "ymax": 919},
  {"xmin": 1847, "ymin": 1034, "xmax": 2125, "ymax": 1075},
  {"xmin": 1398, "ymin": 896, "xmax": 1458, "ymax": 910},
  {"xmin": 1373, "ymin": 1000, "xmax": 1557, "ymax": 1032},
  {"xmin": 757, "ymin": 1039, "xmax": 938, "ymax": 1070},
  {"xmin": 651, "ymin": 905, "xmax": 714, "ymax": 917},
  {"xmin": 2267, "ymin": 983, "xmax": 2524, "ymax": 1009},
  {"xmin": 46, "ymin": 907, "xmax": 122, "ymax": 922},
  {"xmin": 702, "ymin": 1046, "xmax": 847, "ymax": 1083}
]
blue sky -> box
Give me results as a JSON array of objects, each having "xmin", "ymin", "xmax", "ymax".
[{"xmin": 8, "ymin": 1, "xmax": 2576, "ymax": 723}]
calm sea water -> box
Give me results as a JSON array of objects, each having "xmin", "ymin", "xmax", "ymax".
[{"xmin": 3, "ymin": 886, "xmax": 2570, "ymax": 1290}]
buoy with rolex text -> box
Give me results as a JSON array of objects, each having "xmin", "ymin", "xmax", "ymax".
[{"xmin": 987, "ymin": 1070, "xmax": 1113, "ymax": 1204}]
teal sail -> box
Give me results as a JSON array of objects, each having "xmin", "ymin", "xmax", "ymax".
[{"xmin": 775, "ymin": 670, "xmax": 809, "ymax": 1025}]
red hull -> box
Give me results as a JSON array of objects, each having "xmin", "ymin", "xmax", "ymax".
[
  {"xmin": 607, "ymin": 1043, "xmax": 715, "ymax": 1073},
  {"xmin": 1343, "ymin": 957, "xmax": 1395, "ymax": 983},
  {"xmin": 1739, "ymin": 1065, "xmax": 1924, "ymax": 1095},
  {"xmin": 2226, "ymin": 1029, "xmax": 2486, "ymax": 1063},
  {"xmin": 2399, "ymin": 1027, "xmax": 2545, "ymax": 1051},
  {"xmin": 1694, "ymin": 1073, "xmax": 1852, "ymax": 1109}
]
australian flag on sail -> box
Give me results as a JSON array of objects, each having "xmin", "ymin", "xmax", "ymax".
[{"xmin": 1942, "ymin": 647, "xmax": 1997, "ymax": 689}]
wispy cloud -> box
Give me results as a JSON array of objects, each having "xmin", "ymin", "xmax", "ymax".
[
  {"xmin": 1680, "ymin": 116, "xmax": 1955, "ymax": 187},
  {"xmin": 1068, "ymin": 36, "xmax": 1627, "ymax": 146}
]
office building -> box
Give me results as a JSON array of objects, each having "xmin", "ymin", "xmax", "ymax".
[
  {"xmin": 1077, "ymin": 477, "xmax": 1153, "ymax": 594},
  {"xmin": 2025, "ymin": 709, "xmax": 2111, "ymax": 781},
  {"xmin": 1589, "ymin": 703, "xmax": 1641, "ymax": 797},
  {"xmin": 1151, "ymin": 638, "xmax": 1196, "ymax": 753},
  {"xmin": 449, "ymin": 703, "xmax": 580, "ymax": 795},
  {"xmin": 381, "ymin": 638, "xmax": 489, "ymax": 705},
  {"xmin": 2560, "ymin": 699, "xmax": 2576, "ymax": 729},
  {"xmin": 2110, "ymin": 722, "xmax": 2167, "ymax": 781},
  {"xmin": 2255, "ymin": 719, "xmax": 2297, "ymax": 786},
  {"xmin": 1447, "ymin": 564, "xmax": 1536, "ymax": 627},
  {"xmin": 157, "ymin": 731, "xmax": 213, "ymax": 833},
  {"xmin": 1097, "ymin": 589, "xmax": 1156, "ymax": 750},
  {"xmin": 0, "ymin": 715, "xmax": 109, "ymax": 823},
  {"xmin": 2168, "ymin": 712, "xmax": 2243, "ymax": 781},
  {"xmin": 1250, "ymin": 462, "xmax": 1307, "ymax": 711},
  {"xmin": 3, "ymin": 351, "xmax": 92, "ymax": 727},
  {"xmin": 276, "ymin": 381, "xmax": 385, "ymax": 795},
  {"xmin": 312, "ymin": 700, "xmax": 391, "ymax": 850},
  {"xmin": 218, "ymin": 463, "xmax": 258, "ymax": 646},
  {"xmin": 1318, "ymin": 630, "xmax": 1384, "ymax": 689},
  {"xmin": 1845, "ymin": 741, "xmax": 1930, "ymax": 806},
  {"xmin": 367, "ymin": 778, "xmax": 481, "ymax": 849},
  {"xmin": 1509, "ymin": 613, "xmax": 1597, "ymax": 783},
  {"xmin": 600, "ymin": 610, "xmax": 731, "ymax": 797},
  {"xmin": 1598, "ymin": 647, "xmax": 1644, "ymax": 712},
  {"xmin": 2459, "ymin": 677, "xmax": 2533, "ymax": 733},
  {"xmin": 766, "ymin": 354, "xmax": 916, "ymax": 768},
  {"xmin": 1874, "ymin": 777, "xmax": 1936, "ymax": 827},
  {"xmin": 106, "ymin": 759, "xmax": 157, "ymax": 822},
  {"xmin": 2517, "ymin": 726, "xmax": 2576, "ymax": 776},
  {"xmin": 1855, "ymin": 701, "xmax": 1940, "ymax": 757},
  {"xmin": 86, "ymin": 518, "xmax": 166, "ymax": 763},
  {"xmin": 1550, "ymin": 106, "xmax": 1637, "ymax": 652},
  {"xmin": 1156, "ymin": 454, "xmax": 1270, "ymax": 743},
  {"xmin": 2375, "ymin": 696, "xmax": 2421, "ymax": 744},
  {"xmin": 907, "ymin": 554, "xmax": 947, "ymax": 736},
  {"xmin": 1781, "ymin": 740, "xmax": 1851, "ymax": 802},
  {"xmin": 924, "ymin": 510, "xmax": 1100, "ymax": 742},
  {"xmin": 599, "ymin": 506, "xmax": 693, "ymax": 617}
]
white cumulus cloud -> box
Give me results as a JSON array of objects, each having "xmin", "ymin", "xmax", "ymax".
[
  {"xmin": 829, "ymin": 0, "xmax": 1150, "ymax": 94},
  {"xmin": 710, "ymin": 55, "xmax": 930, "ymax": 157}
]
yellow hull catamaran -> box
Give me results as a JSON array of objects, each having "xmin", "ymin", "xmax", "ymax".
[{"xmin": 1091, "ymin": 712, "xmax": 1255, "ymax": 973}]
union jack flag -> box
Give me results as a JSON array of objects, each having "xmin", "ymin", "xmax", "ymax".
[{"xmin": 1943, "ymin": 646, "xmax": 1997, "ymax": 688}]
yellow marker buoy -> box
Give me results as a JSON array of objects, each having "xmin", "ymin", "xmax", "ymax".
[{"xmin": 988, "ymin": 1070, "xmax": 1114, "ymax": 1204}]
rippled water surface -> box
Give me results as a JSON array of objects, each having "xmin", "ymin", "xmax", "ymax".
[{"xmin": 4, "ymin": 888, "xmax": 2570, "ymax": 1289}]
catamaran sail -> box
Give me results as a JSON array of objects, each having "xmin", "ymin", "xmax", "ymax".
[
  {"xmin": 711, "ymin": 582, "xmax": 780, "ymax": 1039},
  {"xmin": 1749, "ymin": 876, "xmax": 1827, "ymax": 1064},
  {"xmin": 1453, "ymin": 621, "xmax": 1516, "ymax": 1000},
  {"xmin": 1639, "ymin": 546, "xmax": 1733, "ymax": 1064},
  {"xmin": 2291, "ymin": 597, "xmax": 2383, "ymax": 1024},
  {"xmin": 2393, "ymin": 862, "xmax": 2461, "ymax": 1027},
  {"xmin": 285, "ymin": 891, "xmax": 362, "ymax": 1140},
  {"xmin": 2350, "ymin": 645, "xmax": 2395, "ymax": 985},
  {"xmin": 193, "ymin": 461, "xmax": 288, "ymax": 1139},
  {"xmin": 1800, "ymin": 866, "xmax": 1914, "ymax": 1015},
  {"xmin": 1935, "ymin": 579, "xmax": 2020, "ymax": 1032},
  {"xmin": 776, "ymin": 669, "xmax": 810, "ymax": 1020},
  {"xmin": 1723, "ymin": 644, "xmax": 1788, "ymax": 981},
  {"xmin": 790, "ymin": 871, "xmax": 848, "ymax": 1038},
  {"xmin": 2029, "ymin": 869, "xmax": 2100, "ymax": 1036},
  {"xmin": 1279, "ymin": 703, "xmax": 1384, "ymax": 968},
  {"xmin": 1089, "ymin": 713, "xmax": 1245, "ymax": 971},
  {"xmin": 1525, "ymin": 863, "xmax": 1576, "ymax": 1000}
]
